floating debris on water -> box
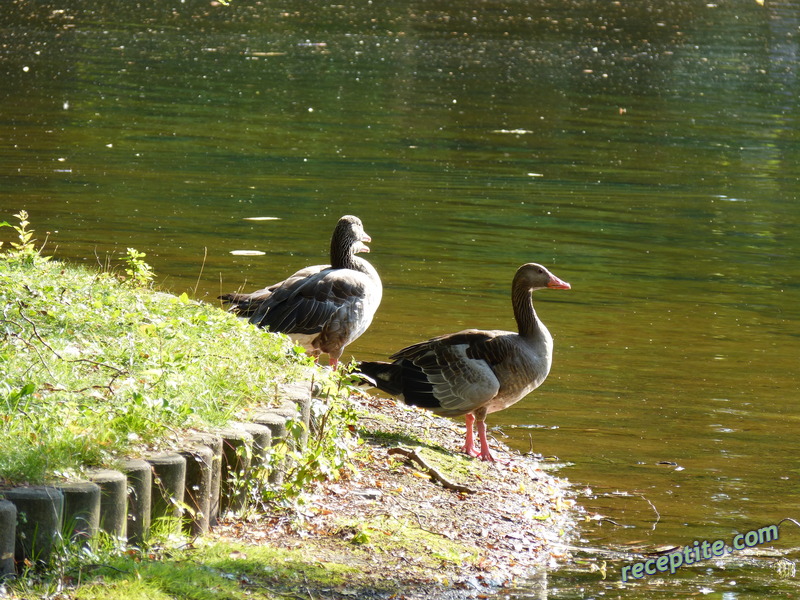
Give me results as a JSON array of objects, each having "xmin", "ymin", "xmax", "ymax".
[
  {"xmin": 248, "ymin": 51, "xmax": 287, "ymax": 57},
  {"xmin": 493, "ymin": 128, "xmax": 533, "ymax": 134},
  {"xmin": 243, "ymin": 217, "xmax": 281, "ymax": 221},
  {"xmin": 230, "ymin": 250, "xmax": 266, "ymax": 256}
]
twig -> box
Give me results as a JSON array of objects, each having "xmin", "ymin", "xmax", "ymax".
[
  {"xmin": 637, "ymin": 493, "xmax": 661, "ymax": 531},
  {"xmin": 80, "ymin": 563, "xmax": 130, "ymax": 574},
  {"xmin": 40, "ymin": 383, "xmax": 114, "ymax": 396},
  {"xmin": 193, "ymin": 246, "xmax": 208, "ymax": 297},
  {"xmin": 39, "ymin": 231, "xmax": 50, "ymax": 256},
  {"xmin": 387, "ymin": 447, "xmax": 477, "ymax": 494},
  {"xmin": 68, "ymin": 357, "xmax": 126, "ymax": 376},
  {"xmin": 7, "ymin": 304, "xmax": 126, "ymax": 387},
  {"xmin": 302, "ymin": 573, "xmax": 317, "ymax": 600},
  {"xmin": 7, "ymin": 331, "xmax": 59, "ymax": 381},
  {"xmin": 16, "ymin": 301, "xmax": 62, "ymax": 358},
  {"xmin": 244, "ymin": 580, "xmax": 312, "ymax": 600},
  {"xmin": 92, "ymin": 246, "xmax": 109, "ymax": 271},
  {"xmin": 778, "ymin": 517, "xmax": 800, "ymax": 529}
]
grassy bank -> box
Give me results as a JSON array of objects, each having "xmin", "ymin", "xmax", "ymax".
[{"xmin": 0, "ymin": 212, "xmax": 311, "ymax": 485}]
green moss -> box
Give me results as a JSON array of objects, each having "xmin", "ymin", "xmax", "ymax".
[
  {"xmin": 414, "ymin": 446, "xmax": 489, "ymax": 486},
  {"xmin": 361, "ymin": 427, "xmax": 428, "ymax": 448},
  {"xmin": 335, "ymin": 514, "xmax": 481, "ymax": 570}
]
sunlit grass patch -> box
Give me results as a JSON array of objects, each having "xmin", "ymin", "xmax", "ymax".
[
  {"xmin": 57, "ymin": 541, "xmax": 360, "ymax": 600},
  {"xmin": 0, "ymin": 216, "xmax": 307, "ymax": 484}
]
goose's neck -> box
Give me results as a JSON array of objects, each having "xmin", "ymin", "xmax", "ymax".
[
  {"xmin": 512, "ymin": 284, "xmax": 539, "ymax": 339},
  {"xmin": 331, "ymin": 240, "xmax": 357, "ymax": 270},
  {"xmin": 351, "ymin": 255, "xmax": 380, "ymax": 283}
]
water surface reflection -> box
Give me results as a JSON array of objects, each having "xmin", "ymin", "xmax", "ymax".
[{"xmin": 1, "ymin": 1, "xmax": 799, "ymax": 597}]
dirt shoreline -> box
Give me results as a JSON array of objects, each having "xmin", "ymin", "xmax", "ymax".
[{"xmin": 210, "ymin": 389, "xmax": 580, "ymax": 599}]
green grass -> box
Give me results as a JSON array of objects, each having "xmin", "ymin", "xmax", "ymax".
[
  {"xmin": 0, "ymin": 214, "xmax": 310, "ymax": 484},
  {"xmin": 10, "ymin": 539, "xmax": 361, "ymax": 600}
]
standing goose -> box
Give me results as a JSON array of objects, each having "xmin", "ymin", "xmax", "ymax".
[
  {"xmin": 357, "ymin": 263, "xmax": 569, "ymax": 462},
  {"xmin": 220, "ymin": 215, "xmax": 382, "ymax": 368}
]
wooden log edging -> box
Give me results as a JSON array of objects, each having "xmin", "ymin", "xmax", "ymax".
[
  {"xmin": 232, "ymin": 422, "xmax": 272, "ymax": 469},
  {"xmin": 187, "ymin": 432, "xmax": 223, "ymax": 527},
  {"xmin": 146, "ymin": 453, "xmax": 187, "ymax": 536},
  {"xmin": 87, "ymin": 469, "xmax": 127, "ymax": 540},
  {"xmin": 217, "ymin": 427, "xmax": 253, "ymax": 516},
  {"xmin": 54, "ymin": 480, "xmax": 101, "ymax": 545},
  {"xmin": 122, "ymin": 458, "xmax": 152, "ymax": 546},
  {"xmin": 179, "ymin": 444, "xmax": 214, "ymax": 536},
  {"xmin": 2, "ymin": 486, "xmax": 63, "ymax": 566},
  {"xmin": 0, "ymin": 382, "xmax": 316, "ymax": 574},
  {"xmin": 251, "ymin": 411, "xmax": 288, "ymax": 485},
  {"xmin": 0, "ymin": 499, "xmax": 16, "ymax": 577}
]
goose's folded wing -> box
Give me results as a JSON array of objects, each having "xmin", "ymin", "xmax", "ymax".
[
  {"xmin": 392, "ymin": 330, "xmax": 505, "ymax": 416},
  {"xmin": 219, "ymin": 265, "xmax": 326, "ymax": 318},
  {"xmin": 252, "ymin": 268, "xmax": 372, "ymax": 335}
]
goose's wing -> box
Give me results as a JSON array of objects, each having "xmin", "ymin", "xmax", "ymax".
[
  {"xmin": 219, "ymin": 265, "xmax": 326, "ymax": 319},
  {"xmin": 251, "ymin": 267, "xmax": 373, "ymax": 335},
  {"xmin": 389, "ymin": 329, "xmax": 519, "ymax": 416}
]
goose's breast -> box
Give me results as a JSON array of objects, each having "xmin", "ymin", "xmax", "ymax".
[{"xmin": 483, "ymin": 337, "xmax": 553, "ymax": 415}]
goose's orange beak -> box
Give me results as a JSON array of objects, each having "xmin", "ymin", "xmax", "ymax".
[{"xmin": 547, "ymin": 275, "xmax": 571, "ymax": 290}]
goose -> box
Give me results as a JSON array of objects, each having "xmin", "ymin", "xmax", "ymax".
[
  {"xmin": 220, "ymin": 215, "xmax": 382, "ymax": 368},
  {"xmin": 357, "ymin": 263, "xmax": 570, "ymax": 461}
]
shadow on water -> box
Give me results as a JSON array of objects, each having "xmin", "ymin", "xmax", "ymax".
[{"xmin": 1, "ymin": 1, "xmax": 799, "ymax": 597}]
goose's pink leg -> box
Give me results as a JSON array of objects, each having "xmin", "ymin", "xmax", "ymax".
[
  {"xmin": 460, "ymin": 414, "xmax": 481, "ymax": 457},
  {"xmin": 475, "ymin": 418, "xmax": 495, "ymax": 462}
]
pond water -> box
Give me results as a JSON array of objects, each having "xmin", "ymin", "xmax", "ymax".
[{"xmin": 2, "ymin": 1, "xmax": 799, "ymax": 597}]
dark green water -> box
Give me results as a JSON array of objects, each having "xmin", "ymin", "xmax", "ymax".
[{"xmin": 2, "ymin": 1, "xmax": 799, "ymax": 597}]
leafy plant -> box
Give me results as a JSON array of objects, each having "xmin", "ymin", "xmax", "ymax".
[
  {"xmin": 246, "ymin": 373, "xmax": 362, "ymax": 518},
  {"xmin": 10, "ymin": 210, "xmax": 35, "ymax": 252},
  {"xmin": 122, "ymin": 247, "xmax": 154, "ymax": 286},
  {"xmin": 1, "ymin": 210, "xmax": 48, "ymax": 265}
]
